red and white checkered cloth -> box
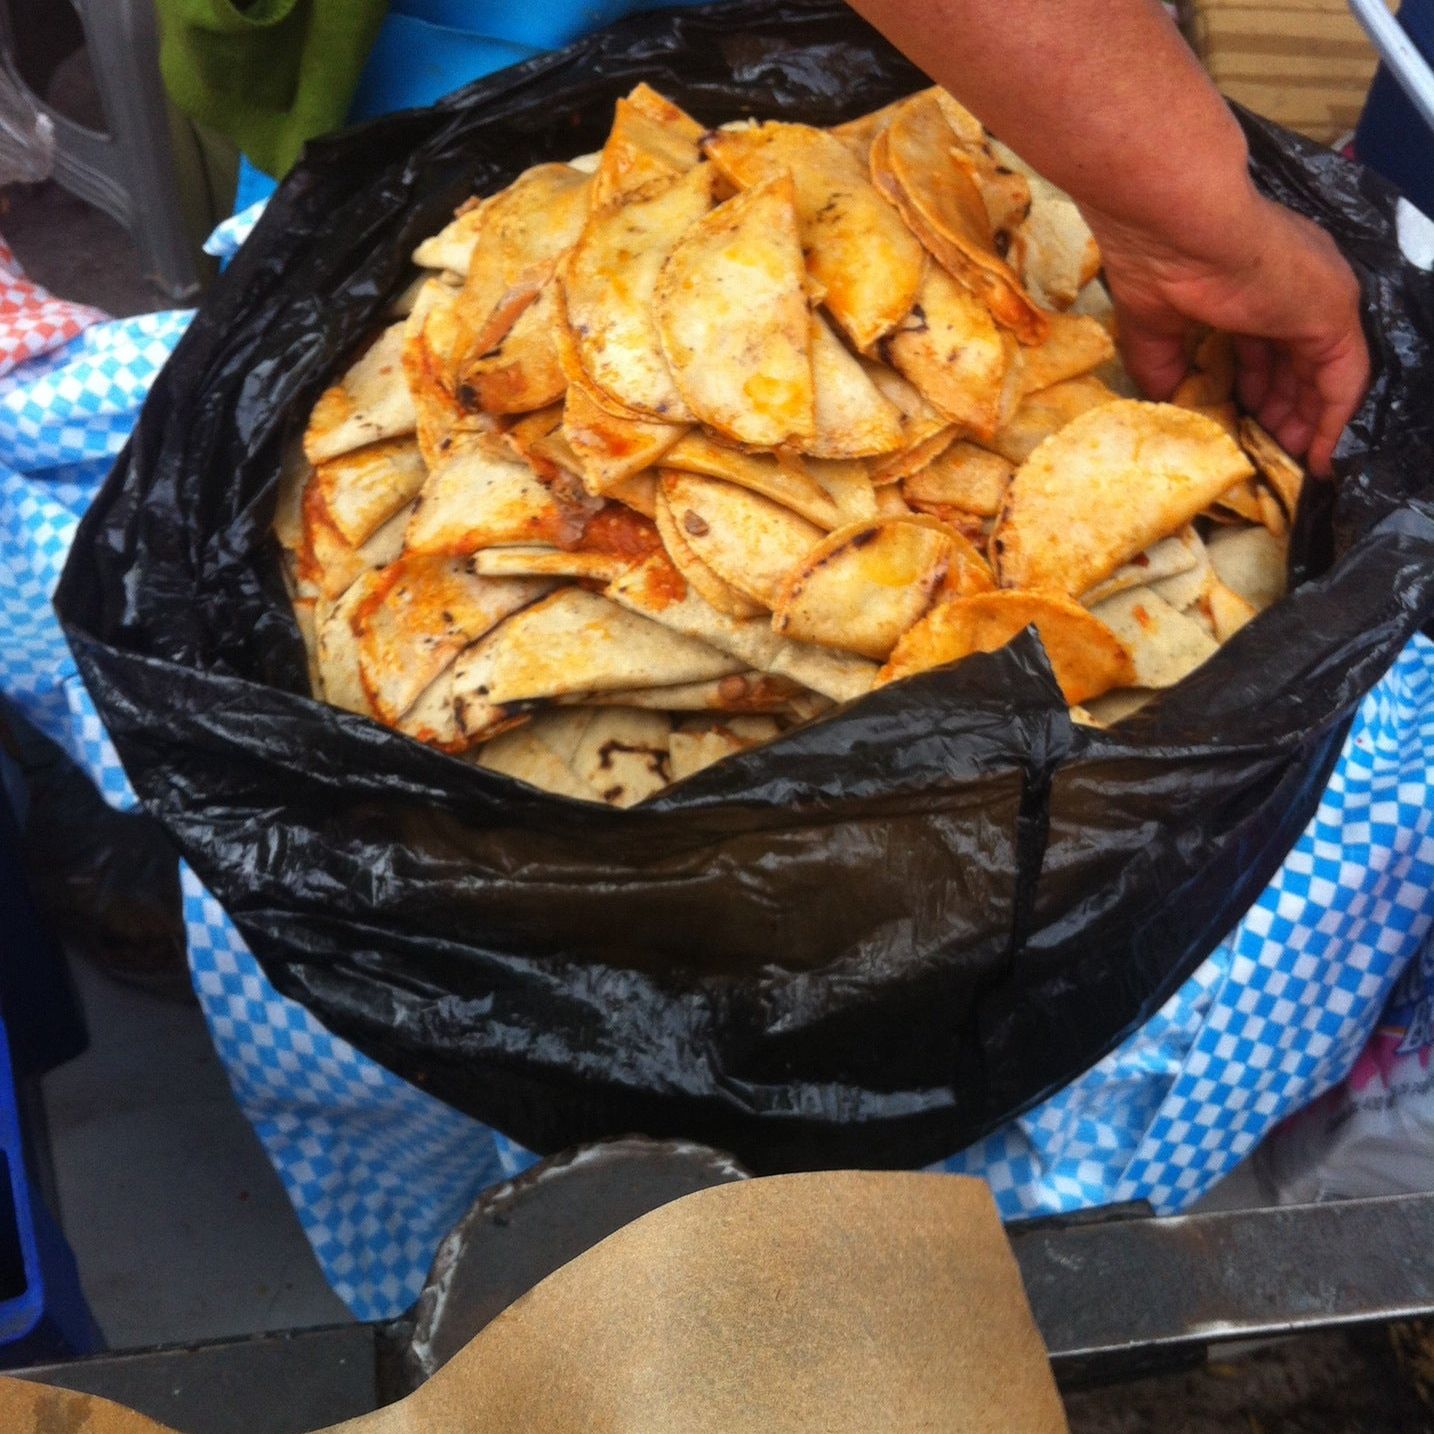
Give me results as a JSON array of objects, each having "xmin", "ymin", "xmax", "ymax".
[{"xmin": 0, "ymin": 238, "xmax": 106, "ymax": 377}]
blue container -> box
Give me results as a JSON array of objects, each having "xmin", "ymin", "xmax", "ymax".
[
  {"xmin": 235, "ymin": 1, "xmax": 716, "ymax": 219},
  {"xmin": 349, "ymin": 12, "xmax": 540, "ymax": 122},
  {"xmin": 1354, "ymin": 0, "xmax": 1434, "ymax": 217},
  {"xmin": 351, "ymin": 0, "xmax": 715, "ymax": 121}
]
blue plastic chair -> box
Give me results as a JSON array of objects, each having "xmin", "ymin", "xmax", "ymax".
[
  {"xmin": 0, "ymin": 742, "xmax": 102, "ymax": 1365},
  {"xmin": 0, "ymin": 1014, "xmax": 102, "ymax": 1366}
]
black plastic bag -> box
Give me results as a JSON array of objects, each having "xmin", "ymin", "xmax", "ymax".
[
  {"xmin": 0, "ymin": 702, "xmax": 188, "ymax": 1002},
  {"xmin": 55, "ymin": 1, "xmax": 1434, "ymax": 1170}
]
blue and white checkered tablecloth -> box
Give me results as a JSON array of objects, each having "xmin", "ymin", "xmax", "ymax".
[
  {"xmin": 4, "ymin": 216, "xmax": 1433, "ymax": 1320},
  {"xmin": 0, "ymin": 310, "xmax": 192, "ymax": 804}
]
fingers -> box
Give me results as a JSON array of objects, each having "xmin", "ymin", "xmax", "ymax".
[
  {"xmin": 1245, "ymin": 334, "xmax": 1366, "ymax": 477},
  {"xmin": 1291, "ymin": 245, "xmax": 1368, "ymax": 476},
  {"xmin": 1082, "ymin": 197, "xmax": 1369, "ymax": 479},
  {"xmin": 1243, "ymin": 268, "xmax": 1367, "ymax": 475},
  {"xmin": 1118, "ymin": 318, "xmax": 1190, "ymax": 401},
  {"xmin": 1306, "ymin": 329, "xmax": 1371, "ymax": 476},
  {"xmin": 1254, "ymin": 349, "xmax": 1299, "ymax": 439},
  {"xmin": 1272, "ymin": 397, "xmax": 1315, "ymax": 465},
  {"xmin": 1304, "ymin": 422, "xmax": 1338, "ymax": 479},
  {"xmin": 1134, "ymin": 316, "xmax": 1359, "ymax": 479},
  {"xmin": 1233, "ymin": 336, "xmax": 1272, "ymax": 413}
]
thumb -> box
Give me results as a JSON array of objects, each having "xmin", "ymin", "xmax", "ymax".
[{"xmin": 1116, "ymin": 314, "xmax": 1191, "ymax": 400}]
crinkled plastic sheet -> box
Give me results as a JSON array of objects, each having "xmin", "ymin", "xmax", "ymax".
[{"xmin": 56, "ymin": 1, "xmax": 1434, "ymax": 1170}]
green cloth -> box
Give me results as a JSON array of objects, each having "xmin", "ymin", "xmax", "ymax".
[{"xmin": 155, "ymin": 0, "xmax": 388, "ymax": 178}]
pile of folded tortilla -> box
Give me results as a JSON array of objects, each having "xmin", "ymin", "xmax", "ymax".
[{"xmin": 275, "ymin": 83, "xmax": 1302, "ymax": 806}]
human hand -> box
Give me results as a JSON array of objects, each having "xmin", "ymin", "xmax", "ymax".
[
  {"xmin": 1086, "ymin": 191, "xmax": 1369, "ymax": 475},
  {"xmin": 842, "ymin": 0, "xmax": 1369, "ymax": 472}
]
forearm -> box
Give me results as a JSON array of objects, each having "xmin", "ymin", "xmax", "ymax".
[{"xmin": 847, "ymin": 0, "xmax": 1260, "ymax": 258}]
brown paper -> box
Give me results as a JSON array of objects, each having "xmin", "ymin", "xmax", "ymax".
[{"xmin": 0, "ymin": 1172, "xmax": 1067, "ymax": 1433}]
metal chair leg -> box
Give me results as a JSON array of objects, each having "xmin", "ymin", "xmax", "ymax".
[{"xmin": 0, "ymin": 0, "xmax": 200, "ymax": 302}]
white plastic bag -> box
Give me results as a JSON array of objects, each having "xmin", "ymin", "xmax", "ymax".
[
  {"xmin": 0, "ymin": 63, "xmax": 54, "ymax": 186},
  {"xmin": 1259, "ymin": 933, "xmax": 1434, "ymax": 1202}
]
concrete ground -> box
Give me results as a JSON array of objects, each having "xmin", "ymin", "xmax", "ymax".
[
  {"xmin": 4, "ymin": 69, "xmax": 1432, "ymax": 1434},
  {"xmin": 3, "ymin": 181, "xmax": 166, "ymax": 319},
  {"xmin": 38, "ymin": 954, "xmax": 351, "ymax": 1349}
]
